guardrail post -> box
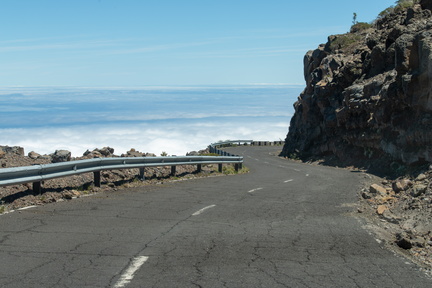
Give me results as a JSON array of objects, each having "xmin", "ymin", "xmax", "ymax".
[
  {"xmin": 171, "ymin": 166, "xmax": 176, "ymax": 176},
  {"xmin": 32, "ymin": 181, "xmax": 42, "ymax": 195},
  {"xmin": 139, "ymin": 167, "xmax": 145, "ymax": 181},
  {"xmin": 197, "ymin": 164, "xmax": 202, "ymax": 173},
  {"xmin": 235, "ymin": 163, "xmax": 240, "ymax": 172},
  {"xmin": 94, "ymin": 171, "xmax": 101, "ymax": 187},
  {"xmin": 218, "ymin": 164, "xmax": 223, "ymax": 173}
]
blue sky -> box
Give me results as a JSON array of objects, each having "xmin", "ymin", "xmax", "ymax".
[{"xmin": 0, "ymin": 0, "xmax": 396, "ymax": 87}]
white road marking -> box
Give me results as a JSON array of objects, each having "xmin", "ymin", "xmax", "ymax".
[
  {"xmin": 18, "ymin": 205, "xmax": 38, "ymax": 210},
  {"xmin": 284, "ymin": 179, "xmax": 294, "ymax": 183},
  {"xmin": 306, "ymin": 174, "xmax": 309, "ymax": 177},
  {"xmin": 248, "ymin": 187, "xmax": 263, "ymax": 193},
  {"xmin": 294, "ymin": 169, "xmax": 300, "ymax": 172},
  {"xmin": 264, "ymin": 162, "xmax": 269, "ymax": 164},
  {"xmin": 192, "ymin": 205, "xmax": 216, "ymax": 216},
  {"xmin": 114, "ymin": 256, "xmax": 149, "ymax": 288}
]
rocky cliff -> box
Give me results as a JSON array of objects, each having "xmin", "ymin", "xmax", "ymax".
[{"xmin": 281, "ymin": 0, "xmax": 432, "ymax": 171}]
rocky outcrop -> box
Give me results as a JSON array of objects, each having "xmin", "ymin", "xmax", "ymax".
[
  {"xmin": 0, "ymin": 146, "xmax": 24, "ymax": 157},
  {"xmin": 281, "ymin": 3, "xmax": 432, "ymax": 169}
]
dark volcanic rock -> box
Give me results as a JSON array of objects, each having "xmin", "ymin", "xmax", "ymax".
[
  {"xmin": 51, "ymin": 150, "xmax": 71, "ymax": 163},
  {"xmin": 281, "ymin": 4, "xmax": 432, "ymax": 169}
]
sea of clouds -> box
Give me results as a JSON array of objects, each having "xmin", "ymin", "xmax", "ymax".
[{"xmin": 0, "ymin": 85, "xmax": 301, "ymax": 157}]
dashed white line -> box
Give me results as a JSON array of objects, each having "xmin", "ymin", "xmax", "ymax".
[
  {"xmin": 284, "ymin": 179, "xmax": 294, "ymax": 183},
  {"xmin": 248, "ymin": 187, "xmax": 263, "ymax": 193},
  {"xmin": 192, "ymin": 205, "xmax": 216, "ymax": 216},
  {"xmin": 114, "ymin": 256, "xmax": 149, "ymax": 288},
  {"xmin": 306, "ymin": 174, "xmax": 309, "ymax": 177}
]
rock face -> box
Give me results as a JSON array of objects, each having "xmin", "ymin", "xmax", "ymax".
[{"xmin": 281, "ymin": 3, "xmax": 432, "ymax": 167}]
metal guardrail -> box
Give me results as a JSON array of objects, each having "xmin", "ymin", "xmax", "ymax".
[
  {"xmin": 209, "ymin": 140, "xmax": 253, "ymax": 156},
  {"xmin": 209, "ymin": 140, "xmax": 284, "ymax": 153},
  {"xmin": 0, "ymin": 155, "xmax": 243, "ymax": 194},
  {"xmin": 0, "ymin": 140, "xmax": 283, "ymax": 194}
]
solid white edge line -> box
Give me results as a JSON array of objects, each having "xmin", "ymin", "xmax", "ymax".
[
  {"xmin": 18, "ymin": 205, "xmax": 38, "ymax": 210},
  {"xmin": 114, "ymin": 256, "xmax": 149, "ymax": 288},
  {"xmin": 192, "ymin": 205, "xmax": 216, "ymax": 216}
]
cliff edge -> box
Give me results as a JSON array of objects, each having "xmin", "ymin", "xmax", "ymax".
[{"xmin": 281, "ymin": 0, "xmax": 432, "ymax": 173}]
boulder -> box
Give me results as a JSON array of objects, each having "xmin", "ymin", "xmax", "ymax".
[
  {"xmin": 28, "ymin": 151, "xmax": 41, "ymax": 159},
  {"xmin": 0, "ymin": 145, "xmax": 24, "ymax": 156},
  {"xmin": 51, "ymin": 150, "xmax": 71, "ymax": 163},
  {"xmin": 122, "ymin": 148, "xmax": 145, "ymax": 157},
  {"xmin": 94, "ymin": 147, "xmax": 114, "ymax": 156}
]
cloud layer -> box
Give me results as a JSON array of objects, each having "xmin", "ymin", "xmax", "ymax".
[
  {"xmin": 0, "ymin": 117, "xmax": 289, "ymax": 157},
  {"xmin": 0, "ymin": 86, "xmax": 299, "ymax": 157}
]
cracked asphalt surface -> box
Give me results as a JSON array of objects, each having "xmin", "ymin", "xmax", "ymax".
[{"xmin": 0, "ymin": 146, "xmax": 431, "ymax": 287}]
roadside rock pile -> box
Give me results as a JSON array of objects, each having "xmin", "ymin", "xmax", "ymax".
[
  {"xmin": 0, "ymin": 145, "xmax": 220, "ymax": 212},
  {"xmin": 360, "ymin": 170, "xmax": 432, "ymax": 267}
]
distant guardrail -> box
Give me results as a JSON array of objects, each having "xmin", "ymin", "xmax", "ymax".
[
  {"xmin": 210, "ymin": 140, "xmax": 284, "ymax": 151},
  {"xmin": 0, "ymin": 154, "xmax": 243, "ymax": 194}
]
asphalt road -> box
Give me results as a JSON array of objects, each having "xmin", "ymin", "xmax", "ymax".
[{"xmin": 0, "ymin": 146, "xmax": 431, "ymax": 287}]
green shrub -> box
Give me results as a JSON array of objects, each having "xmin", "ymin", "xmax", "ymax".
[
  {"xmin": 327, "ymin": 34, "xmax": 362, "ymax": 52},
  {"xmin": 350, "ymin": 22, "xmax": 372, "ymax": 33},
  {"xmin": 395, "ymin": 1, "xmax": 415, "ymax": 12},
  {"xmin": 378, "ymin": 1, "xmax": 419, "ymax": 19},
  {"xmin": 222, "ymin": 165, "xmax": 249, "ymax": 175},
  {"xmin": 378, "ymin": 7, "xmax": 394, "ymax": 19}
]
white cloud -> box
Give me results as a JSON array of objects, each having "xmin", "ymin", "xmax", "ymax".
[{"xmin": 0, "ymin": 117, "xmax": 289, "ymax": 157}]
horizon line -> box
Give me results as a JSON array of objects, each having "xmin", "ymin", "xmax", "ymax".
[{"xmin": 0, "ymin": 83, "xmax": 305, "ymax": 90}]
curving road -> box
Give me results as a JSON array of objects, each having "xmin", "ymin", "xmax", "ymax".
[{"xmin": 0, "ymin": 146, "xmax": 431, "ymax": 287}]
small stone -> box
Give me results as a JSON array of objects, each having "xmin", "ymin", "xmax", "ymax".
[
  {"xmin": 377, "ymin": 205, "xmax": 388, "ymax": 215},
  {"xmin": 361, "ymin": 191, "xmax": 371, "ymax": 199},
  {"xmin": 392, "ymin": 180, "xmax": 411, "ymax": 193},
  {"xmin": 416, "ymin": 173, "xmax": 427, "ymax": 181},
  {"xmin": 411, "ymin": 184, "xmax": 427, "ymax": 197},
  {"xmin": 370, "ymin": 184, "xmax": 387, "ymax": 196},
  {"xmin": 396, "ymin": 233, "xmax": 413, "ymax": 250}
]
